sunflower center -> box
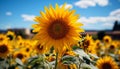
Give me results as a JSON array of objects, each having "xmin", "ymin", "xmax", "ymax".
[
  {"xmin": 110, "ymin": 45, "xmax": 115, "ymax": 49},
  {"xmin": 7, "ymin": 35, "xmax": 13, "ymax": 40},
  {"xmin": 96, "ymin": 43, "xmax": 100, "ymax": 49},
  {"xmin": 26, "ymin": 48, "xmax": 30, "ymax": 52},
  {"xmin": 17, "ymin": 53, "xmax": 24, "ymax": 59},
  {"xmin": 37, "ymin": 44, "xmax": 43, "ymax": 50},
  {"xmin": 102, "ymin": 63, "xmax": 112, "ymax": 69},
  {"xmin": 0, "ymin": 38, "xmax": 3, "ymax": 41},
  {"xmin": 105, "ymin": 39, "xmax": 109, "ymax": 43},
  {"xmin": 0, "ymin": 45, "xmax": 8, "ymax": 53},
  {"xmin": 97, "ymin": 43, "xmax": 100, "ymax": 46},
  {"xmin": 83, "ymin": 40, "xmax": 90, "ymax": 48},
  {"xmin": 48, "ymin": 19, "xmax": 69, "ymax": 40}
]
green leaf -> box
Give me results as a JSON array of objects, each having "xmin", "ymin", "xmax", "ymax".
[
  {"xmin": 15, "ymin": 58, "xmax": 23, "ymax": 66},
  {"xmin": 61, "ymin": 55, "xmax": 77, "ymax": 65}
]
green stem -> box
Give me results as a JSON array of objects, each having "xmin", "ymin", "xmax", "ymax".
[{"xmin": 55, "ymin": 52, "xmax": 58, "ymax": 69}]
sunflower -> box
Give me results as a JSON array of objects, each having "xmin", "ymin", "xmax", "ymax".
[
  {"xmin": 16, "ymin": 39, "xmax": 25, "ymax": 49},
  {"xmin": 19, "ymin": 47, "xmax": 32, "ymax": 58},
  {"xmin": 45, "ymin": 54, "xmax": 56, "ymax": 62},
  {"xmin": 95, "ymin": 40, "xmax": 101, "ymax": 49},
  {"xmin": 96, "ymin": 56, "xmax": 119, "ymax": 69},
  {"xmin": 34, "ymin": 42, "xmax": 48, "ymax": 54},
  {"xmin": 63, "ymin": 49, "xmax": 76, "ymax": 57},
  {"xmin": 0, "ymin": 34, "xmax": 9, "ymax": 42},
  {"xmin": 87, "ymin": 45, "xmax": 96, "ymax": 55},
  {"xmin": 94, "ymin": 40, "xmax": 102, "ymax": 56},
  {"xmin": 0, "ymin": 42, "xmax": 11, "ymax": 58},
  {"xmin": 103, "ymin": 35, "xmax": 112, "ymax": 44},
  {"xmin": 24, "ymin": 46, "xmax": 32, "ymax": 53},
  {"xmin": 16, "ymin": 35, "xmax": 23, "ymax": 41},
  {"xmin": 13, "ymin": 51, "xmax": 28, "ymax": 63},
  {"xmin": 32, "ymin": 4, "xmax": 84, "ymax": 54},
  {"xmin": 114, "ymin": 40, "xmax": 120, "ymax": 49},
  {"xmin": 21, "ymin": 40, "xmax": 33, "ymax": 53},
  {"xmin": 108, "ymin": 42, "xmax": 117, "ymax": 53},
  {"xmin": 82, "ymin": 34, "xmax": 93, "ymax": 52},
  {"xmin": 6, "ymin": 31, "xmax": 15, "ymax": 40}
]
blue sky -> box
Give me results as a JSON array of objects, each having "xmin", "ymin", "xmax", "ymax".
[{"xmin": 0, "ymin": 0, "xmax": 120, "ymax": 30}]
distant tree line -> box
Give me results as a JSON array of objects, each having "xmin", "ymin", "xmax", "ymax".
[
  {"xmin": 113, "ymin": 21, "xmax": 120, "ymax": 31},
  {"xmin": 97, "ymin": 20, "xmax": 120, "ymax": 40}
]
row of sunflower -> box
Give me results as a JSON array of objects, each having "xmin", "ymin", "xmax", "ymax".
[
  {"xmin": 0, "ymin": 3, "xmax": 120, "ymax": 69},
  {"xmin": 0, "ymin": 31, "xmax": 120, "ymax": 69}
]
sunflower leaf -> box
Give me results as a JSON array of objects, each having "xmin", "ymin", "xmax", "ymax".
[
  {"xmin": 83, "ymin": 57, "xmax": 90, "ymax": 65},
  {"xmin": 61, "ymin": 55, "xmax": 77, "ymax": 65},
  {"xmin": 15, "ymin": 58, "xmax": 23, "ymax": 66}
]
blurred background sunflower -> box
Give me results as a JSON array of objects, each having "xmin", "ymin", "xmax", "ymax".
[{"xmin": 96, "ymin": 56, "xmax": 119, "ymax": 69}]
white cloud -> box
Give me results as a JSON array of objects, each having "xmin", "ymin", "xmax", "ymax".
[
  {"xmin": 79, "ymin": 16, "xmax": 119, "ymax": 24},
  {"xmin": 110, "ymin": 9, "xmax": 120, "ymax": 17},
  {"xmin": 94, "ymin": 0, "xmax": 109, "ymax": 6},
  {"xmin": 74, "ymin": 0, "xmax": 109, "ymax": 8},
  {"xmin": 78, "ymin": 9, "xmax": 120, "ymax": 28},
  {"xmin": 21, "ymin": 14, "xmax": 35, "ymax": 21},
  {"xmin": 60, "ymin": 4, "xmax": 73, "ymax": 9},
  {"xmin": 74, "ymin": 0, "xmax": 96, "ymax": 8},
  {"xmin": 102, "ymin": 23, "xmax": 113, "ymax": 26},
  {"xmin": 6, "ymin": 12, "xmax": 12, "ymax": 16}
]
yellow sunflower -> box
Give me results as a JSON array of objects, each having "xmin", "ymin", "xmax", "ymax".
[
  {"xmin": 82, "ymin": 34, "xmax": 93, "ymax": 50},
  {"xmin": 45, "ymin": 54, "xmax": 56, "ymax": 62},
  {"xmin": 6, "ymin": 31, "xmax": 15, "ymax": 40},
  {"xmin": 21, "ymin": 40, "xmax": 33, "ymax": 53},
  {"xmin": 0, "ymin": 42, "xmax": 11, "ymax": 58},
  {"xmin": 13, "ymin": 51, "xmax": 28, "ymax": 63},
  {"xmin": 87, "ymin": 45, "xmax": 96, "ymax": 55},
  {"xmin": 95, "ymin": 40, "xmax": 101, "ymax": 49},
  {"xmin": 32, "ymin": 4, "xmax": 84, "ymax": 54},
  {"xmin": 16, "ymin": 35, "xmax": 23, "ymax": 41},
  {"xmin": 23, "ymin": 46, "xmax": 32, "ymax": 53},
  {"xmin": 108, "ymin": 42, "xmax": 117, "ymax": 53},
  {"xmin": 34, "ymin": 42, "xmax": 48, "ymax": 54},
  {"xmin": 0, "ymin": 34, "xmax": 9, "ymax": 42},
  {"xmin": 63, "ymin": 48, "xmax": 76, "ymax": 57},
  {"xmin": 103, "ymin": 35, "xmax": 112, "ymax": 44},
  {"xmin": 96, "ymin": 56, "xmax": 119, "ymax": 69},
  {"xmin": 94, "ymin": 40, "xmax": 102, "ymax": 56}
]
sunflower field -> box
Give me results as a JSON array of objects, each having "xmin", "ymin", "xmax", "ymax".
[{"xmin": 0, "ymin": 4, "xmax": 120, "ymax": 69}]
